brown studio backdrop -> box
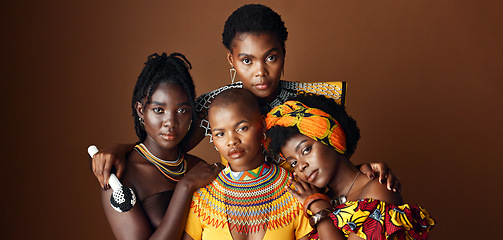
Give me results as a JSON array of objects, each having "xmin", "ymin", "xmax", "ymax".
[{"xmin": 1, "ymin": 0, "xmax": 501, "ymax": 239}]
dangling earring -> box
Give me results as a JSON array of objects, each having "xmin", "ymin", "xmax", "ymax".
[
  {"xmin": 187, "ymin": 120, "xmax": 193, "ymax": 132},
  {"xmin": 262, "ymin": 133, "xmax": 267, "ymax": 140},
  {"xmin": 139, "ymin": 117, "xmax": 145, "ymax": 127},
  {"xmin": 230, "ymin": 66, "xmax": 236, "ymax": 84}
]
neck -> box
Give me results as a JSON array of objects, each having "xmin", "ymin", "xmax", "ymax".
[
  {"xmin": 327, "ymin": 156, "xmax": 360, "ymax": 196},
  {"xmin": 142, "ymin": 138, "xmax": 179, "ymax": 160},
  {"xmin": 228, "ymin": 152, "xmax": 266, "ymax": 172},
  {"xmin": 256, "ymin": 85, "xmax": 281, "ymax": 105}
]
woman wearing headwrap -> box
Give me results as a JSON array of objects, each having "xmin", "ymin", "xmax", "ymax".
[{"xmin": 266, "ymin": 94, "xmax": 435, "ymax": 240}]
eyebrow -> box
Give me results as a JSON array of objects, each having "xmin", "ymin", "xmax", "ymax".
[
  {"xmin": 294, "ymin": 140, "xmax": 308, "ymax": 153},
  {"xmin": 211, "ymin": 120, "xmax": 248, "ymax": 133},
  {"xmin": 150, "ymin": 101, "xmax": 191, "ymax": 107},
  {"xmin": 237, "ymin": 47, "xmax": 280, "ymax": 59}
]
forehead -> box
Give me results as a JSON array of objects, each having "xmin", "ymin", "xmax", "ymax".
[
  {"xmin": 231, "ymin": 32, "xmax": 282, "ymax": 54},
  {"xmin": 150, "ymin": 82, "xmax": 188, "ymax": 102},
  {"xmin": 281, "ymin": 134, "xmax": 311, "ymax": 154},
  {"xmin": 208, "ymin": 102, "xmax": 259, "ymax": 127}
]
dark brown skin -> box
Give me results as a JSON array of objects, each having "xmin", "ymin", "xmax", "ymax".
[
  {"xmin": 283, "ymin": 134, "xmax": 403, "ymax": 240},
  {"xmin": 99, "ymin": 83, "xmax": 225, "ymax": 240}
]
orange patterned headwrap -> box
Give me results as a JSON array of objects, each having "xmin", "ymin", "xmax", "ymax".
[{"xmin": 265, "ymin": 100, "xmax": 346, "ymax": 154}]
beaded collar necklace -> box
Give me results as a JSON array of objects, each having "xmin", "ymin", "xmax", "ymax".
[
  {"xmin": 134, "ymin": 143, "xmax": 186, "ymax": 182},
  {"xmin": 192, "ymin": 162, "xmax": 298, "ymax": 235}
]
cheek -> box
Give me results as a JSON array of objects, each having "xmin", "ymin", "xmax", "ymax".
[{"xmin": 144, "ymin": 114, "xmax": 161, "ymax": 128}]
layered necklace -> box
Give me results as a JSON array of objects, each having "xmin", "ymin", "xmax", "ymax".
[
  {"xmin": 134, "ymin": 143, "xmax": 186, "ymax": 182},
  {"xmin": 191, "ymin": 161, "xmax": 299, "ymax": 235}
]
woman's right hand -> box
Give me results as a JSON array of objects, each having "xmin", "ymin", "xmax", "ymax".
[
  {"xmin": 91, "ymin": 144, "xmax": 132, "ymax": 190},
  {"xmin": 179, "ymin": 161, "xmax": 224, "ymax": 192}
]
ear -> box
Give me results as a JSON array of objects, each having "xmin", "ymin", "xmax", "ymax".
[
  {"xmin": 135, "ymin": 101, "xmax": 145, "ymax": 119},
  {"xmin": 226, "ymin": 50, "xmax": 234, "ymax": 67}
]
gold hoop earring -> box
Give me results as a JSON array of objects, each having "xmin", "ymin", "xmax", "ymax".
[{"xmin": 230, "ymin": 66, "xmax": 236, "ymax": 83}]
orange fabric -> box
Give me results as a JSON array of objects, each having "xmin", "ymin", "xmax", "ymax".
[{"xmin": 266, "ymin": 101, "xmax": 346, "ymax": 154}]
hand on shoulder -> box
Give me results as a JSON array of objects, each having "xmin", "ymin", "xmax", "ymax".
[{"xmin": 358, "ymin": 177, "xmax": 403, "ymax": 205}]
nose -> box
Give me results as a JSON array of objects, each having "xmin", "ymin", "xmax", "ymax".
[
  {"xmin": 163, "ymin": 112, "xmax": 177, "ymax": 128},
  {"xmin": 254, "ymin": 61, "xmax": 268, "ymax": 78},
  {"xmin": 297, "ymin": 159, "xmax": 308, "ymax": 172},
  {"xmin": 226, "ymin": 132, "xmax": 240, "ymax": 147}
]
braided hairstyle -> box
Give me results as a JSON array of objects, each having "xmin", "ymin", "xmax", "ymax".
[
  {"xmin": 267, "ymin": 94, "xmax": 361, "ymax": 159},
  {"xmin": 222, "ymin": 4, "xmax": 288, "ymax": 53},
  {"xmin": 131, "ymin": 52, "xmax": 196, "ymax": 151}
]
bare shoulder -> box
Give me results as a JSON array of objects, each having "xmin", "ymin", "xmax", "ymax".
[
  {"xmin": 185, "ymin": 154, "xmax": 206, "ymax": 166},
  {"xmin": 360, "ymin": 179, "xmax": 403, "ymax": 205}
]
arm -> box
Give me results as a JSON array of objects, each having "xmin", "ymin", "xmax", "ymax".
[
  {"xmin": 101, "ymin": 187, "xmax": 152, "ymax": 240},
  {"xmin": 287, "ymin": 178, "xmax": 347, "ymax": 240},
  {"xmin": 92, "ymin": 143, "xmax": 135, "ymax": 189},
  {"xmin": 150, "ymin": 161, "xmax": 224, "ymax": 240}
]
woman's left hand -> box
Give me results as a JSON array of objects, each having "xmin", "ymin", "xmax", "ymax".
[{"xmin": 285, "ymin": 173, "xmax": 322, "ymax": 204}]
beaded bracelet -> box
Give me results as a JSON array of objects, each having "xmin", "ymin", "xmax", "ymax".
[
  {"xmin": 309, "ymin": 208, "xmax": 333, "ymax": 228},
  {"xmin": 303, "ymin": 193, "xmax": 331, "ymax": 218}
]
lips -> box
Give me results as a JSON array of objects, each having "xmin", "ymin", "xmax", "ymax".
[
  {"xmin": 305, "ymin": 169, "xmax": 319, "ymax": 183},
  {"xmin": 227, "ymin": 147, "xmax": 246, "ymax": 159},
  {"xmin": 161, "ymin": 132, "xmax": 177, "ymax": 141},
  {"xmin": 253, "ymin": 78, "xmax": 271, "ymax": 90},
  {"xmin": 254, "ymin": 82, "xmax": 270, "ymax": 90}
]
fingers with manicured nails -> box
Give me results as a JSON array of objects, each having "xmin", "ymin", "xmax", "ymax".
[
  {"xmin": 92, "ymin": 154, "xmax": 105, "ymax": 189},
  {"xmin": 393, "ymin": 177, "xmax": 401, "ymax": 192},
  {"xmin": 114, "ymin": 159, "xmax": 125, "ymax": 181},
  {"xmin": 359, "ymin": 163, "xmax": 375, "ymax": 180},
  {"xmin": 374, "ymin": 162, "xmax": 388, "ymax": 184},
  {"xmin": 385, "ymin": 169, "xmax": 395, "ymax": 191}
]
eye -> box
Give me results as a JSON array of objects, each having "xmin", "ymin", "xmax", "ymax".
[
  {"xmin": 237, "ymin": 126, "xmax": 248, "ymax": 132},
  {"xmin": 266, "ymin": 55, "xmax": 277, "ymax": 61},
  {"xmin": 301, "ymin": 146, "xmax": 312, "ymax": 156},
  {"xmin": 289, "ymin": 160, "xmax": 298, "ymax": 168},
  {"xmin": 213, "ymin": 132, "xmax": 224, "ymax": 138},
  {"xmin": 242, "ymin": 58, "xmax": 252, "ymax": 65},
  {"xmin": 153, "ymin": 107, "xmax": 164, "ymax": 114},
  {"xmin": 177, "ymin": 108, "xmax": 188, "ymax": 114}
]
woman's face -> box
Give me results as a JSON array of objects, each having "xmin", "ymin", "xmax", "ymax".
[
  {"xmin": 209, "ymin": 102, "xmax": 265, "ymax": 172},
  {"xmin": 137, "ymin": 82, "xmax": 192, "ymax": 152},
  {"xmin": 281, "ymin": 134, "xmax": 341, "ymax": 188},
  {"xmin": 227, "ymin": 33, "xmax": 285, "ymax": 102}
]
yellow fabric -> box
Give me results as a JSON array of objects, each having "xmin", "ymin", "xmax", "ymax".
[
  {"xmin": 308, "ymin": 198, "xmax": 435, "ymax": 240},
  {"xmin": 265, "ymin": 100, "xmax": 346, "ymax": 154},
  {"xmin": 185, "ymin": 207, "xmax": 312, "ymax": 240}
]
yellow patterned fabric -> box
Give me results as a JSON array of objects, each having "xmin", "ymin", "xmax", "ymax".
[
  {"xmin": 308, "ymin": 198, "xmax": 436, "ymax": 240},
  {"xmin": 266, "ymin": 100, "xmax": 346, "ymax": 154},
  {"xmin": 185, "ymin": 163, "xmax": 312, "ymax": 240}
]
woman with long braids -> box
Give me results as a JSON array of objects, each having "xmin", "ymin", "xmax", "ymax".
[
  {"xmin": 266, "ymin": 94, "xmax": 435, "ymax": 239},
  {"xmin": 100, "ymin": 52, "xmax": 223, "ymax": 239}
]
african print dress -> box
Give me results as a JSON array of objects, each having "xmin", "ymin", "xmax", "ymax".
[{"xmin": 308, "ymin": 198, "xmax": 436, "ymax": 240}]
